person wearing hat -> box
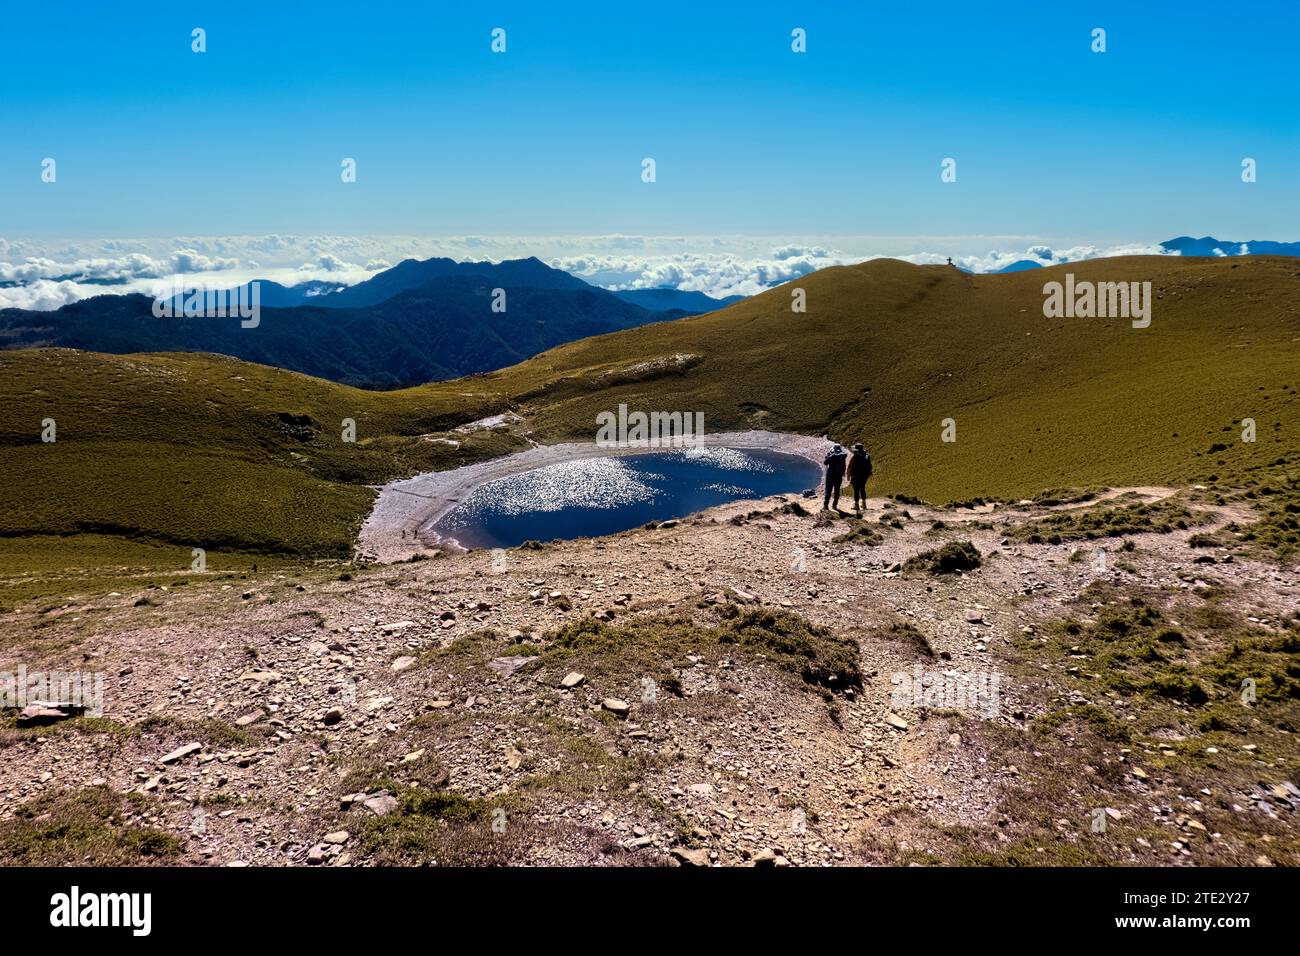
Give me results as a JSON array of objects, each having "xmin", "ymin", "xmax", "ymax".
[
  {"xmin": 822, "ymin": 443, "xmax": 848, "ymax": 511},
  {"xmin": 846, "ymin": 443, "xmax": 872, "ymax": 511}
]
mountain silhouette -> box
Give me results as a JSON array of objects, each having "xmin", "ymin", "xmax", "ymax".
[
  {"xmin": 1161, "ymin": 235, "xmax": 1300, "ymax": 258},
  {"xmin": 0, "ymin": 261, "xmax": 682, "ymax": 388},
  {"xmin": 312, "ymin": 256, "xmax": 590, "ymax": 309},
  {"xmin": 611, "ymin": 288, "xmax": 744, "ymax": 312}
]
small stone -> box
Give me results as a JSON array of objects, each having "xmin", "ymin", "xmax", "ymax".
[
  {"xmin": 391, "ymin": 656, "xmax": 417, "ymax": 672},
  {"xmin": 322, "ymin": 707, "xmax": 345, "ymax": 725},
  {"xmin": 363, "ymin": 792, "xmax": 399, "ymax": 816},
  {"xmin": 488, "ymin": 656, "xmax": 532, "ymax": 677},
  {"xmin": 239, "ymin": 669, "xmax": 282, "ymax": 684},
  {"xmin": 16, "ymin": 704, "xmax": 81, "ymax": 727},
  {"xmin": 159, "ymin": 743, "xmax": 202, "ymax": 765},
  {"xmin": 885, "ymin": 713, "xmax": 909, "ymax": 731},
  {"xmin": 671, "ymin": 847, "xmax": 711, "ymax": 867},
  {"xmin": 323, "ymin": 831, "xmax": 350, "ymax": 844},
  {"xmin": 560, "ymin": 671, "xmax": 586, "ymax": 689},
  {"xmin": 602, "ymin": 698, "xmax": 631, "ymax": 718}
]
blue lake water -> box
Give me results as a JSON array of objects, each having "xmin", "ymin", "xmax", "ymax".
[{"xmin": 433, "ymin": 447, "xmax": 822, "ymax": 549}]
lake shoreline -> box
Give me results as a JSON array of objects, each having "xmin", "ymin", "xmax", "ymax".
[{"xmin": 357, "ymin": 430, "xmax": 833, "ymax": 562}]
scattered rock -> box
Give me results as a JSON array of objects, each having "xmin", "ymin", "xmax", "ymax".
[
  {"xmin": 602, "ymin": 698, "xmax": 631, "ymax": 718},
  {"xmin": 488, "ymin": 656, "xmax": 532, "ymax": 677},
  {"xmin": 16, "ymin": 703, "xmax": 83, "ymax": 727},
  {"xmin": 158, "ymin": 743, "xmax": 202, "ymax": 765},
  {"xmin": 363, "ymin": 791, "xmax": 399, "ymax": 816},
  {"xmin": 671, "ymin": 847, "xmax": 711, "ymax": 867}
]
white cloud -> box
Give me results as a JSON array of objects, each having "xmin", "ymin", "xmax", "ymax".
[
  {"xmin": 0, "ymin": 279, "xmax": 91, "ymax": 311},
  {"xmin": 0, "ymin": 234, "xmax": 1182, "ymax": 310},
  {"xmin": 172, "ymin": 249, "xmax": 239, "ymax": 273}
]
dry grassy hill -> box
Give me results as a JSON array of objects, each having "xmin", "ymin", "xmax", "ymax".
[
  {"xmin": 503, "ymin": 256, "xmax": 1298, "ymax": 501},
  {"xmin": 0, "ymin": 255, "xmax": 1296, "ymax": 599}
]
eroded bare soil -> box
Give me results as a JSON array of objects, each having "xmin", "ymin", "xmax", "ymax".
[{"xmin": 2, "ymin": 487, "xmax": 1296, "ymax": 867}]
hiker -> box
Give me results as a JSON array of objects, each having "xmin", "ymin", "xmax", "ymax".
[
  {"xmin": 846, "ymin": 443, "xmax": 872, "ymax": 511},
  {"xmin": 823, "ymin": 444, "xmax": 848, "ymax": 511}
]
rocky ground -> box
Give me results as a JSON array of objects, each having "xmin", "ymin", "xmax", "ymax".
[{"xmin": 1, "ymin": 484, "xmax": 1296, "ymax": 867}]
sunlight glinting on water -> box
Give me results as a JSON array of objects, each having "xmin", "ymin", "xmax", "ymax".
[
  {"xmin": 670, "ymin": 446, "xmax": 774, "ymax": 471},
  {"xmin": 700, "ymin": 482, "xmax": 753, "ymax": 495},
  {"xmin": 443, "ymin": 457, "xmax": 661, "ymax": 525}
]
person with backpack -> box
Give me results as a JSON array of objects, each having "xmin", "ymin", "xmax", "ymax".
[
  {"xmin": 822, "ymin": 443, "xmax": 848, "ymax": 511},
  {"xmin": 846, "ymin": 443, "xmax": 872, "ymax": 511}
]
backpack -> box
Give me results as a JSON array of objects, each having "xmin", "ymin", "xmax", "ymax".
[{"xmin": 850, "ymin": 451, "xmax": 871, "ymax": 480}]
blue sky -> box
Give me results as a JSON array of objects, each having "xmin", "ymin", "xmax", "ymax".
[{"xmin": 2, "ymin": 0, "xmax": 1296, "ymax": 244}]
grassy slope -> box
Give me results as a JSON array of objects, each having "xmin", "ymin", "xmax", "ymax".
[
  {"xmin": 0, "ymin": 350, "xmax": 520, "ymax": 597},
  {"xmin": 505, "ymin": 256, "xmax": 1298, "ymax": 501},
  {"xmin": 0, "ymin": 255, "xmax": 1296, "ymax": 595}
]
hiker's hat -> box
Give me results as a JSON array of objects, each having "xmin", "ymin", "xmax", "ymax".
[
  {"xmin": 832, "ymin": 444, "xmax": 842, "ymax": 452},
  {"xmin": 853, "ymin": 443, "xmax": 864, "ymax": 451}
]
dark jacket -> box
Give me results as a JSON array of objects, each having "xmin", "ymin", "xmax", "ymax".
[{"xmin": 824, "ymin": 449, "xmax": 847, "ymax": 481}]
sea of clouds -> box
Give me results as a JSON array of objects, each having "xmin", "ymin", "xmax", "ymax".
[{"xmin": 0, "ymin": 234, "xmax": 1170, "ymax": 311}]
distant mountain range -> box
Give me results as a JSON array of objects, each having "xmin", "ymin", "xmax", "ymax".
[
  {"xmin": 611, "ymin": 288, "xmax": 746, "ymax": 312},
  {"xmin": 0, "ymin": 258, "xmax": 739, "ymax": 389},
  {"xmin": 1158, "ymin": 235, "xmax": 1300, "ymax": 258},
  {"xmin": 992, "ymin": 236, "xmax": 1300, "ymax": 273},
  {"xmin": 312, "ymin": 256, "xmax": 591, "ymax": 309},
  {"xmin": 4, "ymin": 237, "xmax": 1298, "ymax": 388}
]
